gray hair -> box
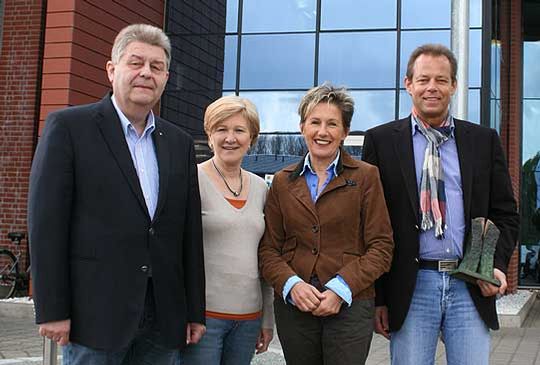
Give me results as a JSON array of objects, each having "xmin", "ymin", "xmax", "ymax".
[
  {"xmin": 298, "ymin": 83, "xmax": 354, "ymax": 130},
  {"xmin": 111, "ymin": 24, "xmax": 171, "ymax": 69}
]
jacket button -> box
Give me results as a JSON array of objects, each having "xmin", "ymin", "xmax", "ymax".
[
  {"xmin": 140, "ymin": 265, "xmax": 149, "ymax": 273},
  {"xmin": 312, "ymin": 225, "xmax": 319, "ymax": 233},
  {"xmin": 312, "ymin": 247, "xmax": 318, "ymax": 255},
  {"xmin": 414, "ymin": 225, "xmax": 419, "ymax": 231},
  {"xmin": 149, "ymin": 227, "xmax": 155, "ymax": 236}
]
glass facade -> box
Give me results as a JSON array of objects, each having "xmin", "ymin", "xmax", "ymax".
[
  {"xmin": 520, "ymin": 40, "xmax": 540, "ymax": 286},
  {"xmin": 224, "ymin": 0, "xmax": 483, "ymax": 133}
]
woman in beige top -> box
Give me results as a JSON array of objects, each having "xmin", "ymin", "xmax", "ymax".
[{"xmin": 179, "ymin": 96, "xmax": 274, "ymax": 365}]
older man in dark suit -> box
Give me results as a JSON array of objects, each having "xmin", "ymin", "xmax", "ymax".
[
  {"xmin": 362, "ymin": 44, "xmax": 519, "ymax": 365},
  {"xmin": 28, "ymin": 24, "xmax": 205, "ymax": 365}
]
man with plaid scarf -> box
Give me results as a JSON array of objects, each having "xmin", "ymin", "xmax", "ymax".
[{"xmin": 362, "ymin": 44, "xmax": 519, "ymax": 365}]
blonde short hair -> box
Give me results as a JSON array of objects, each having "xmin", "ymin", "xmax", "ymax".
[
  {"xmin": 298, "ymin": 83, "xmax": 354, "ymax": 130},
  {"xmin": 111, "ymin": 24, "xmax": 171, "ymax": 69},
  {"xmin": 204, "ymin": 95, "xmax": 261, "ymax": 146}
]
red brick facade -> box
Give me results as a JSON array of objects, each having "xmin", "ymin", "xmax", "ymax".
[
  {"xmin": 499, "ymin": 0, "xmax": 523, "ymax": 293},
  {"xmin": 0, "ymin": 0, "xmax": 46, "ymax": 268}
]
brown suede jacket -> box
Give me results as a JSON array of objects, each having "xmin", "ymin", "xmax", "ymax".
[{"xmin": 259, "ymin": 150, "xmax": 394, "ymax": 301}]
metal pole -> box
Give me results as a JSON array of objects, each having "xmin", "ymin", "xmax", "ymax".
[
  {"xmin": 451, "ymin": 0, "xmax": 470, "ymax": 120},
  {"xmin": 42, "ymin": 338, "xmax": 58, "ymax": 365}
]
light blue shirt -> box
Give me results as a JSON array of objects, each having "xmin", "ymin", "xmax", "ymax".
[
  {"xmin": 111, "ymin": 95, "xmax": 159, "ymax": 219},
  {"xmin": 282, "ymin": 151, "xmax": 353, "ymax": 306},
  {"xmin": 411, "ymin": 116, "xmax": 465, "ymax": 260}
]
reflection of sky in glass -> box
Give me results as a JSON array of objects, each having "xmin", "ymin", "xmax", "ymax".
[
  {"xmin": 239, "ymin": 91, "xmax": 305, "ymax": 132},
  {"xmin": 240, "ymin": 34, "xmax": 315, "ymax": 89},
  {"xmin": 523, "ymin": 100, "xmax": 540, "ymax": 162},
  {"xmin": 491, "ymin": 42, "xmax": 501, "ymax": 99},
  {"xmin": 490, "ymin": 98, "xmax": 501, "ymax": 132},
  {"xmin": 226, "ymin": 0, "xmax": 238, "ymax": 33},
  {"xmin": 350, "ymin": 90, "xmax": 395, "ymax": 131},
  {"xmin": 399, "ymin": 88, "xmax": 480, "ymax": 123},
  {"xmin": 470, "ymin": 0, "xmax": 482, "ymax": 27},
  {"xmin": 242, "ymin": 0, "xmax": 316, "ymax": 33},
  {"xmin": 223, "ymin": 36, "xmax": 237, "ymax": 90},
  {"xmin": 402, "ymin": 0, "xmax": 450, "ymax": 29},
  {"xmin": 319, "ymin": 32, "xmax": 396, "ymax": 88},
  {"xmin": 400, "ymin": 30, "xmax": 481, "ymax": 87},
  {"xmin": 320, "ymin": 0, "xmax": 396, "ymax": 30},
  {"xmin": 402, "ymin": 0, "xmax": 481, "ymax": 28},
  {"xmin": 524, "ymin": 42, "xmax": 540, "ymax": 98}
]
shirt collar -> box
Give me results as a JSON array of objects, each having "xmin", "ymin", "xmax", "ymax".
[
  {"xmin": 111, "ymin": 95, "xmax": 156, "ymax": 137},
  {"xmin": 299, "ymin": 150, "xmax": 341, "ymax": 177},
  {"xmin": 410, "ymin": 112, "xmax": 455, "ymax": 138}
]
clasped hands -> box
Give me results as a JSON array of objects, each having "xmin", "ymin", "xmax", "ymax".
[{"xmin": 290, "ymin": 281, "xmax": 343, "ymax": 316}]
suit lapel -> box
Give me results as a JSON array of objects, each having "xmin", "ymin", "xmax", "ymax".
[
  {"xmin": 152, "ymin": 119, "xmax": 169, "ymax": 222},
  {"xmin": 454, "ymin": 119, "xmax": 473, "ymax": 226},
  {"xmin": 95, "ymin": 95, "xmax": 149, "ymax": 217},
  {"xmin": 393, "ymin": 118, "xmax": 420, "ymax": 223},
  {"xmin": 289, "ymin": 175, "xmax": 318, "ymax": 219}
]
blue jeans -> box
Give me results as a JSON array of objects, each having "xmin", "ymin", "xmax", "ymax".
[
  {"xmin": 178, "ymin": 317, "xmax": 261, "ymax": 365},
  {"xmin": 390, "ymin": 270, "xmax": 490, "ymax": 365}
]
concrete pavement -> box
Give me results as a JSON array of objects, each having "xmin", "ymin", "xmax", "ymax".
[{"xmin": 2, "ymin": 298, "xmax": 540, "ymax": 364}]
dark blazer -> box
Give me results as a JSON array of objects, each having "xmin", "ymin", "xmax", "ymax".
[
  {"xmin": 28, "ymin": 95, "xmax": 205, "ymax": 350},
  {"xmin": 362, "ymin": 116, "xmax": 519, "ymax": 331},
  {"xmin": 259, "ymin": 150, "xmax": 394, "ymax": 301}
]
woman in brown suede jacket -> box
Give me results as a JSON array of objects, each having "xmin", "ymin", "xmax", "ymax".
[{"xmin": 258, "ymin": 84, "xmax": 394, "ymax": 365}]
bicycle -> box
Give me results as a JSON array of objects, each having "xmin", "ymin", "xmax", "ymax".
[{"xmin": 0, "ymin": 232, "xmax": 29, "ymax": 299}]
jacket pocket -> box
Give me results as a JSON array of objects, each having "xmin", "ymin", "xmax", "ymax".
[{"xmin": 281, "ymin": 237, "xmax": 297, "ymax": 263}]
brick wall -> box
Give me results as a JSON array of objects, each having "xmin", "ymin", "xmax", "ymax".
[
  {"xmin": 0, "ymin": 0, "xmax": 46, "ymax": 270},
  {"xmin": 499, "ymin": 0, "xmax": 522, "ymax": 292}
]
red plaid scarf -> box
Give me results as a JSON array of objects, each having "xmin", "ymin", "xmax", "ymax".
[{"xmin": 413, "ymin": 108, "xmax": 453, "ymax": 239}]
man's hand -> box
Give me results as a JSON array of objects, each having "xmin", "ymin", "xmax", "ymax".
[
  {"xmin": 290, "ymin": 282, "xmax": 324, "ymax": 312},
  {"xmin": 312, "ymin": 290, "xmax": 343, "ymax": 317},
  {"xmin": 478, "ymin": 268, "xmax": 507, "ymax": 297},
  {"xmin": 374, "ymin": 306, "xmax": 390, "ymax": 340},
  {"xmin": 255, "ymin": 328, "xmax": 274, "ymax": 354},
  {"xmin": 186, "ymin": 322, "xmax": 206, "ymax": 345},
  {"xmin": 38, "ymin": 319, "xmax": 71, "ymax": 346}
]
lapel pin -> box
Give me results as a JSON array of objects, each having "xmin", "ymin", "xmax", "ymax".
[
  {"xmin": 159, "ymin": 131, "xmax": 163, "ymax": 136},
  {"xmin": 345, "ymin": 179, "xmax": 357, "ymax": 186}
]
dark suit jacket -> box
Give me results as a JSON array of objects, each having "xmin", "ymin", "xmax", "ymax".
[
  {"xmin": 362, "ymin": 116, "xmax": 519, "ymax": 331},
  {"xmin": 259, "ymin": 150, "xmax": 394, "ymax": 301},
  {"xmin": 28, "ymin": 95, "xmax": 205, "ymax": 350}
]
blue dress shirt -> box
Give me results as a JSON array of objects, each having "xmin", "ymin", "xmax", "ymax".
[
  {"xmin": 111, "ymin": 95, "xmax": 159, "ymax": 219},
  {"xmin": 282, "ymin": 151, "xmax": 353, "ymax": 306}
]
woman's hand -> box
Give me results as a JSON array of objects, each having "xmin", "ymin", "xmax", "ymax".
[
  {"xmin": 290, "ymin": 282, "xmax": 325, "ymax": 312},
  {"xmin": 255, "ymin": 328, "xmax": 274, "ymax": 354},
  {"xmin": 312, "ymin": 290, "xmax": 343, "ymax": 317}
]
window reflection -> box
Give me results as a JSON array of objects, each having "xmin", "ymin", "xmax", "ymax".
[
  {"xmin": 239, "ymin": 91, "xmax": 305, "ymax": 132},
  {"xmin": 319, "ymin": 32, "xmax": 397, "ymax": 88},
  {"xmin": 402, "ymin": 0, "xmax": 450, "ymax": 29},
  {"xmin": 349, "ymin": 90, "xmax": 395, "ymax": 131},
  {"xmin": 521, "ymin": 99, "xmax": 540, "ymax": 285},
  {"xmin": 226, "ymin": 0, "xmax": 238, "ymax": 33},
  {"xmin": 320, "ymin": 0, "xmax": 396, "ymax": 30},
  {"xmin": 240, "ymin": 34, "xmax": 315, "ymax": 89},
  {"xmin": 524, "ymin": 42, "xmax": 540, "ymax": 98},
  {"xmin": 223, "ymin": 36, "xmax": 237, "ymax": 90},
  {"xmin": 242, "ymin": 0, "xmax": 316, "ymax": 33}
]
